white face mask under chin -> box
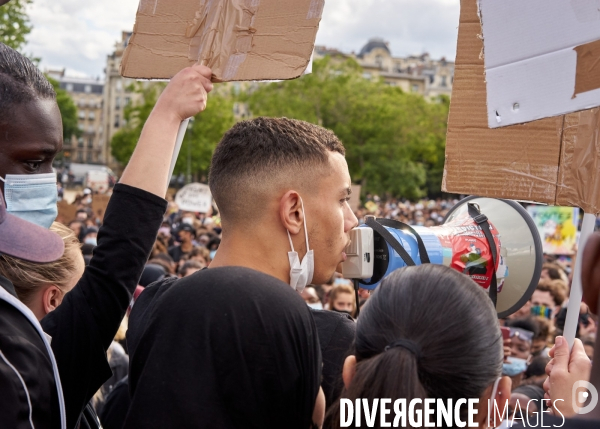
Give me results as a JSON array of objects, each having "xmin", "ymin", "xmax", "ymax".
[{"xmin": 287, "ymin": 198, "xmax": 314, "ymax": 293}]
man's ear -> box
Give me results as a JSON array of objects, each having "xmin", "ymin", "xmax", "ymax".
[
  {"xmin": 342, "ymin": 355, "xmax": 357, "ymax": 389},
  {"xmin": 42, "ymin": 286, "xmax": 64, "ymax": 316},
  {"xmin": 279, "ymin": 191, "xmax": 304, "ymax": 235},
  {"xmin": 477, "ymin": 376, "xmax": 511, "ymax": 429},
  {"xmin": 582, "ymin": 233, "xmax": 600, "ymax": 315}
]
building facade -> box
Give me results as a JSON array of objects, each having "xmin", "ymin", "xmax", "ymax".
[
  {"xmin": 47, "ymin": 69, "xmax": 105, "ymax": 164},
  {"xmin": 314, "ymin": 38, "xmax": 454, "ymax": 98},
  {"xmin": 102, "ymin": 31, "xmax": 144, "ymax": 168}
]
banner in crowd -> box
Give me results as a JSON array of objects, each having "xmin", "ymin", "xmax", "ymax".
[
  {"xmin": 175, "ymin": 183, "xmax": 212, "ymax": 213},
  {"xmin": 527, "ymin": 206, "xmax": 580, "ymax": 255}
]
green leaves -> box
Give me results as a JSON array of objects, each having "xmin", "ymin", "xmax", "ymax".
[
  {"xmin": 0, "ymin": 0, "xmax": 32, "ymax": 50},
  {"xmin": 248, "ymin": 57, "xmax": 450, "ymax": 199},
  {"xmin": 110, "ymin": 82, "xmax": 235, "ymax": 181}
]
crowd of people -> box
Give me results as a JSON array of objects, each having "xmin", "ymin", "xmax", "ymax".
[{"xmin": 1, "ymin": 39, "xmax": 600, "ymax": 429}]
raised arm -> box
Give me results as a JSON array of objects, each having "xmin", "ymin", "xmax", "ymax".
[{"xmin": 119, "ymin": 64, "xmax": 213, "ymax": 197}]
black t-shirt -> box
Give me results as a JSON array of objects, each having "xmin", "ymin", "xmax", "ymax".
[
  {"xmin": 167, "ymin": 245, "xmax": 190, "ymax": 263},
  {"xmin": 127, "ymin": 276, "xmax": 356, "ymax": 412},
  {"xmin": 41, "ymin": 184, "xmax": 167, "ymax": 429}
]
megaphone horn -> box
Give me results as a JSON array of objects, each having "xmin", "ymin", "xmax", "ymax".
[{"xmin": 342, "ymin": 196, "xmax": 544, "ymax": 318}]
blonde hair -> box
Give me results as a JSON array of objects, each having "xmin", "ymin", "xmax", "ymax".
[
  {"xmin": 328, "ymin": 283, "xmax": 356, "ymax": 316},
  {"xmin": 0, "ymin": 222, "xmax": 82, "ymax": 305}
]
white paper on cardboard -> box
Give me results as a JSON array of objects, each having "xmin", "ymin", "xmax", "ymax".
[
  {"xmin": 175, "ymin": 183, "xmax": 212, "ymax": 213},
  {"xmin": 479, "ymin": 0, "xmax": 600, "ymax": 128}
]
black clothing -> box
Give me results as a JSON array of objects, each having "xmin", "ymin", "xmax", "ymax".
[
  {"xmin": 41, "ymin": 184, "xmax": 166, "ymax": 429},
  {"xmin": 124, "ymin": 267, "xmax": 322, "ymax": 429},
  {"xmin": 127, "ymin": 278, "xmax": 356, "ymax": 414},
  {"xmin": 311, "ymin": 309, "xmax": 355, "ymax": 407},
  {"xmin": 99, "ymin": 377, "xmax": 131, "ymax": 429},
  {"xmin": 167, "ymin": 244, "xmax": 190, "ymax": 263},
  {"xmin": 0, "ymin": 278, "xmax": 62, "ymax": 429},
  {"xmin": 139, "ymin": 263, "xmax": 166, "ymax": 287}
]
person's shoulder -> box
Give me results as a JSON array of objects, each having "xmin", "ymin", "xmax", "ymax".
[
  {"xmin": 310, "ymin": 309, "xmax": 355, "ymax": 342},
  {"xmin": 310, "ymin": 308, "xmax": 355, "ymax": 325}
]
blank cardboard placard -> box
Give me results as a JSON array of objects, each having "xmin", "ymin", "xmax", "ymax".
[
  {"xmin": 443, "ymin": 0, "xmax": 600, "ymax": 215},
  {"xmin": 479, "ymin": 0, "xmax": 600, "ymax": 128},
  {"xmin": 121, "ymin": 0, "xmax": 324, "ymax": 82}
]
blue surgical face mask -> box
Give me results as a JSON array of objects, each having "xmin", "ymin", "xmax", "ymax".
[
  {"xmin": 502, "ymin": 356, "xmax": 528, "ymax": 377},
  {"xmin": 84, "ymin": 237, "xmax": 98, "ymax": 246},
  {"xmin": 0, "ymin": 173, "xmax": 58, "ymax": 228},
  {"xmin": 209, "ymin": 250, "xmax": 217, "ymax": 260},
  {"xmin": 307, "ymin": 302, "xmax": 323, "ymax": 310}
]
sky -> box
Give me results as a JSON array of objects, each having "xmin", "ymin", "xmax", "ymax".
[{"xmin": 25, "ymin": 0, "xmax": 460, "ymax": 78}]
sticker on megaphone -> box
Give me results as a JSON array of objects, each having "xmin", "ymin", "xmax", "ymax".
[{"xmin": 341, "ymin": 197, "xmax": 543, "ymax": 318}]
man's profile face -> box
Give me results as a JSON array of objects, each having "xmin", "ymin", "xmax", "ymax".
[
  {"xmin": 304, "ymin": 151, "xmax": 358, "ymax": 285},
  {"xmin": 0, "ymin": 99, "xmax": 62, "ymax": 192}
]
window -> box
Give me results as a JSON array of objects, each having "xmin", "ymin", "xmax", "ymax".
[
  {"xmin": 86, "ymin": 152, "xmax": 93, "ymax": 163},
  {"xmin": 78, "ymin": 110, "xmax": 85, "ymax": 119},
  {"xmin": 89, "ymin": 111, "xmax": 95, "ymax": 120},
  {"xmin": 412, "ymin": 84, "xmax": 420, "ymax": 93},
  {"xmin": 66, "ymin": 83, "xmax": 74, "ymax": 92},
  {"xmin": 115, "ymin": 97, "xmax": 121, "ymax": 110},
  {"xmin": 362, "ymin": 72, "xmax": 372, "ymax": 80},
  {"xmin": 77, "ymin": 152, "xmax": 83, "ymax": 162},
  {"xmin": 124, "ymin": 97, "xmax": 131, "ymax": 106},
  {"xmin": 88, "ymin": 138, "xmax": 94, "ymax": 148},
  {"xmin": 441, "ymin": 76, "xmax": 448, "ymax": 87},
  {"xmin": 78, "ymin": 123, "xmax": 84, "ymax": 131},
  {"xmin": 77, "ymin": 137, "xmax": 84, "ymax": 148},
  {"xmin": 116, "ymin": 80, "xmax": 123, "ymax": 92},
  {"xmin": 114, "ymin": 114, "xmax": 120, "ymax": 128},
  {"xmin": 84, "ymin": 85, "xmax": 92, "ymax": 93}
]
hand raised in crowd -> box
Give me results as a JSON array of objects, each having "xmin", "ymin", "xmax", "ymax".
[
  {"xmin": 543, "ymin": 336, "xmax": 592, "ymax": 417},
  {"xmin": 153, "ymin": 64, "xmax": 213, "ymax": 122}
]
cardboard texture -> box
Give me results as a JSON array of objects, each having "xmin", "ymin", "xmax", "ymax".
[
  {"xmin": 121, "ymin": 0, "xmax": 324, "ymax": 81},
  {"xmin": 91, "ymin": 194, "xmax": 111, "ymax": 222},
  {"xmin": 56, "ymin": 201, "xmax": 78, "ymax": 225},
  {"xmin": 443, "ymin": 0, "xmax": 600, "ymax": 215},
  {"xmin": 478, "ymin": 0, "xmax": 600, "ymax": 128}
]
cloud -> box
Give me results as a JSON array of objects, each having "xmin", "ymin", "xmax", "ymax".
[{"xmin": 25, "ymin": 0, "xmax": 460, "ymax": 78}]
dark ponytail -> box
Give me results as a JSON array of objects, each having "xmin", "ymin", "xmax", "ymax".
[{"xmin": 326, "ymin": 264, "xmax": 503, "ymax": 428}]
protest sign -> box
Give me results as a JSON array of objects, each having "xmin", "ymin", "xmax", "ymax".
[
  {"xmin": 348, "ymin": 185, "xmax": 362, "ymax": 213},
  {"xmin": 56, "ymin": 200, "xmax": 78, "ymax": 225},
  {"xmin": 443, "ymin": 0, "xmax": 600, "ymax": 216},
  {"xmin": 478, "ymin": 0, "xmax": 600, "ymax": 128},
  {"xmin": 175, "ymin": 183, "xmax": 212, "ymax": 213},
  {"xmin": 121, "ymin": 0, "xmax": 324, "ymax": 82},
  {"xmin": 92, "ymin": 194, "xmax": 111, "ymax": 222},
  {"xmin": 527, "ymin": 206, "xmax": 580, "ymax": 255}
]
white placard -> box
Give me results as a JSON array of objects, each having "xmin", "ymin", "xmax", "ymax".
[
  {"xmin": 479, "ymin": 0, "xmax": 600, "ymax": 128},
  {"xmin": 175, "ymin": 183, "xmax": 212, "ymax": 213}
]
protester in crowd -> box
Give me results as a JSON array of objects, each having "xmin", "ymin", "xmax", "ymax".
[
  {"xmin": 581, "ymin": 335, "xmax": 595, "ymax": 361},
  {"xmin": 301, "ymin": 286, "xmax": 323, "ymax": 310},
  {"xmin": 504, "ymin": 319, "xmax": 537, "ymax": 388},
  {"xmin": 541, "ymin": 262, "xmax": 569, "ymax": 283},
  {"xmin": 128, "ymin": 117, "xmax": 358, "ymax": 414},
  {"xmin": 0, "ymin": 42, "xmax": 212, "ymax": 428},
  {"xmin": 139, "ymin": 264, "xmax": 167, "ymax": 287},
  {"xmin": 82, "ymin": 226, "xmax": 99, "ymax": 246},
  {"xmin": 531, "ymin": 317, "xmax": 553, "ymax": 357},
  {"xmin": 68, "ymin": 220, "xmax": 85, "ymax": 242},
  {"xmin": 0, "ymin": 198, "xmax": 67, "ymax": 428},
  {"xmin": 168, "ymin": 223, "xmax": 196, "ymax": 264},
  {"xmin": 0, "ymin": 222, "xmax": 83, "ymax": 320},
  {"xmin": 325, "ymin": 264, "xmax": 510, "ymax": 428},
  {"xmin": 327, "ymin": 283, "xmax": 357, "ymax": 317},
  {"xmin": 508, "ymin": 385, "xmax": 546, "ymax": 420},
  {"xmin": 540, "ymin": 232, "xmax": 600, "ymax": 426},
  {"xmin": 125, "ymin": 267, "xmax": 324, "ymax": 428},
  {"xmin": 186, "ymin": 245, "xmax": 211, "ymax": 267},
  {"xmin": 531, "ymin": 280, "xmax": 565, "ymax": 324},
  {"xmin": 178, "ymin": 260, "xmax": 203, "ymax": 277},
  {"xmin": 522, "ymin": 355, "xmax": 551, "ymax": 388},
  {"xmin": 149, "ymin": 253, "xmax": 177, "ymax": 275}
]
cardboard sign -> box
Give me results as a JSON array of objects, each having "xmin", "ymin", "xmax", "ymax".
[
  {"xmin": 175, "ymin": 183, "xmax": 212, "ymax": 213},
  {"xmin": 479, "ymin": 0, "xmax": 600, "ymax": 128},
  {"xmin": 527, "ymin": 206, "xmax": 580, "ymax": 255},
  {"xmin": 442, "ymin": 0, "xmax": 600, "ymax": 215},
  {"xmin": 56, "ymin": 200, "xmax": 78, "ymax": 225},
  {"xmin": 121, "ymin": 0, "xmax": 324, "ymax": 82},
  {"xmin": 92, "ymin": 194, "xmax": 111, "ymax": 222}
]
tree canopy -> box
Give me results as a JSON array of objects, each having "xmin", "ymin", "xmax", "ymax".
[
  {"xmin": 0, "ymin": 0, "xmax": 32, "ymax": 50},
  {"xmin": 247, "ymin": 57, "xmax": 450, "ymax": 199}
]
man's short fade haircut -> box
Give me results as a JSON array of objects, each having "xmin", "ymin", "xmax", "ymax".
[
  {"xmin": 0, "ymin": 43, "xmax": 55, "ymax": 124},
  {"xmin": 209, "ymin": 117, "xmax": 345, "ymax": 223}
]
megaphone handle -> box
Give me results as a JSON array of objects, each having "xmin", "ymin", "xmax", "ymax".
[
  {"xmin": 563, "ymin": 213, "xmax": 597, "ymax": 349},
  {"xmin": 168, "ymin": 118, "xmax": 191, "ymax": 185}
]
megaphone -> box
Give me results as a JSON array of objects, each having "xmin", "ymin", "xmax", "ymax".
[{"xmin": 342, "ymin": 196, "xmax": 543, "ymax": 318}]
